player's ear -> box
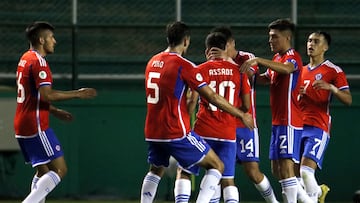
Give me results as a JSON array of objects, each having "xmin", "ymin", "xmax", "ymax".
[
  {"xmin": 323, "ymin": 44, "xmax": 329, "ymax": 52},
  {"xmin": 183, "ymin": 36, "xmax": 190, "ymax": 47},
  {"xmin": 39, "ymin": 37, "xmax": 45, "ymax": 45}
]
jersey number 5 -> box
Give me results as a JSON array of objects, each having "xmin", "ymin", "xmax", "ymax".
[
  {"xmin": 16, "ymin": 71, "xmax": 25, "ymax": 103},
  {"xmin": 146, "ymin": 72, "xmax": 160, "ymax": 104}
]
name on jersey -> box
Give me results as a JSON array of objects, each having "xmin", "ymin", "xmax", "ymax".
[
  {"xmin": 152, "ymin": 60, "xmax": 164, "ymax": 68},
  {"xmin": 209, "ymin": 68, "xmax": 233, "ymax": 76},
  {"xmin": 18, "ymin": 60, "xmax": 27, "ymax": 67}
]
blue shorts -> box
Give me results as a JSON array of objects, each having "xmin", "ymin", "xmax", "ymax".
[
  {"xmin": 17, "ymin": 128, "xmax": 64, "ymax": 167},
  {"xmin": 269, "ymin": 125, "xmax": 301, "ymax": 163},
  {"xmin": 301, "ymin": 125, "xmax": 330, "ymax": 169},
  {"xmin": 236, "ymin": 128, "xmax": 260, "ymax": 163},
  {"xmin": 147, "ymin": 131, "xmax": 210, "ymax": 175},
  {"xmin": 203, "ymin": 139, "xmax": 236, "ymax": 178}
]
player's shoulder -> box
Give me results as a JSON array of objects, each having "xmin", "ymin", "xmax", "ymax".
[
  {"xmin": 150, "ymin": 52, "xmax": 196, "ymax": 68},
  {"xmin": 285, "ymin": 48, "xmax": 301, "ymax": 57},
  {"xmin": 22, "ymin": 50, "xmax": 47, "ymax": 67},
  {"xmin": 322, "ymin": 60, "xmax": 344, "ymax": 73},
  {"xmin": 164, "ymin": 52, "xmax": 196, "ymax": 67}
]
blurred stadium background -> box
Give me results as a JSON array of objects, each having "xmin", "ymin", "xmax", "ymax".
[{"xmin": 0, "ymin": 0, "xmax": 359, "ymax": 202}]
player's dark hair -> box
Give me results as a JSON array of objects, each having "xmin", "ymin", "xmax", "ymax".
[
  {"xmin": 210, "ymin": 26, "xmax": 233, "ymax": 42},
  {"xmin": 166, "ymin": 21, "xmax": 190, "ymax": 47},
  {"xmin": 268, "ymin": 18, "xmax": 295, "ymax": 33},
  {"xmin": 25, "ymin": 21, "xmax": 54, "ymax": 45},
  {"xmin": 313, "ymin": 31, "xmax": 332, "ymax": 46},
  {"xmin": 205, "ymin": 32, "xmax": 227, "ymax": 50}
]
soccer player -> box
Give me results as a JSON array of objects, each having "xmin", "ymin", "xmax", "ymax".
[
  {"xmin": 141, "ymin": 21, "xmax": 254, "ymax": 203},
  {"xmin": 207, "ymin": 26, "xmax": 279, "ymax": 203},
  {"xmin": 240, "ymin": 19, "xmax": 311, "ymax": 203},
  {"xmin": 15, "ymin": 21, "xmax": 97, "ymax": 203},
  {"xmin": 174, "ymin": 31, "xmax": 252, "ymax": 203},
  {"xmin": 299, "ymin": 31, "xmax": 352, "ymax": 203}
]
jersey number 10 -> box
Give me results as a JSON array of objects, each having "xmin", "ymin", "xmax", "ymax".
[{"xmin": 208, "ymin": 80, "xmax": 236, "ymax": 111}]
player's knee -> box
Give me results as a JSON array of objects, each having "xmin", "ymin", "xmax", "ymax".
[
  {"xmin": 271, "ymin": 167, "xmax": 280, "ymax": 179},
  {"xmin": 53, "ymin": 166, "xmax": 68, "ymax": 179},
  {"xmin": 149, "ymin": 165, "xmax": 165, "ymax": 177}
]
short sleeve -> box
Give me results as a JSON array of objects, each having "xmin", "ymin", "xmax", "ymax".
[
  {"xmin": 181, "ymin": 62, "xmax": 207, "ymax": 90},
  {"xmin": 334, "ymin": 71, "xmax": 350, "ymax": 90},
  {"xmin": 31, "ymin": 59, "xmax": 52, "ymax": 89}
]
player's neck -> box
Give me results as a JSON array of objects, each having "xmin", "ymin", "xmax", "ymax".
[
  {"xmin": 30, "ymin": 45, "xmax": 47, "ymax": 57},
  {"xmin": 165, "ymin": 46, "xmax": 184, "ymax": 55},
  {"xmin": 279, "ymin": 46, "xmax": 292, "ymax": 55},
  {"xmin": 309, "ymin": 55, "xmax": 325, "ymax": 67}
]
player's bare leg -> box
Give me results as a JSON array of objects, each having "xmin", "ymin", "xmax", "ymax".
[
  {"xmin": 47, "ymin": 156, "xmax": 68, "ymax": 178},
  {"xmin": 243, "ymin": 161, "xmax": 279, "ymax": 203}
]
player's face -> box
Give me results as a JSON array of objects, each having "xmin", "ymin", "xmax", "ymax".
[
  {"xmin": 307, "ymin": 33, "xmax": 327, "ymax": 57},
  {"xmin": 268, "ymin": 29, "xmax": 288, "ymax": 54},
  {"xmin": 226, "ymin": 38, "xmax": 236, "ymax": 55},
  {"xmin": 43, "ymin": 30, "xmax": 56, "ymax": 54}
]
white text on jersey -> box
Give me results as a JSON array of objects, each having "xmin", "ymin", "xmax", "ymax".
[
  {"xmin": 18, "ymin": 60, "xmax": 27, "ymax": 67},
  {"xmin": 152, "ymin": 60, "xmax": 164, "ymax": 68},
  {"xmin": 209, "ymin": 68, "xmax": 233, "ymax": 76}
]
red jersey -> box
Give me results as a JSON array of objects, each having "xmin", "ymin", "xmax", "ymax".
[
  {"xmin": 14, "ymin": 50, "xmax": 53, "ymax": 137},
  {"xmin": 194, "ymin": 59, "xmax": 245, "ymax": 141},
  {"xmin": 144, "ymin": 52, "xmax": 206, "ymax": 141},
  {"xmin": 300, "ymin": 60, "xmax": 349, "ymax": 133},
  {"xmin": 265, "ymin": 49, "xmax": 303, "ymax": 128},
  {"xmin": 234, "ymin": 51, "xmax": 258, "ymax": 128}
]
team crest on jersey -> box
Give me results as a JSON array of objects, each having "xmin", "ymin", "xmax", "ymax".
[
  {"xmin": 315, "ymin": 73, "xmax": 322, "ymax": 80},
  {"xmin": 196, "ymin": 73, "xmax": 203, "ymax": 82},
  {"xmin": 39, "ymin": 71, "xmax": 47, "ymax": 79},
  {"xmin": 55, "ymin": 145, "xmax": 61, "ymax": 151}
]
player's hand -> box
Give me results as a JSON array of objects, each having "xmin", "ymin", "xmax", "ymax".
[
  {"xmin": 52, "ymin": 108, "xmax": 73, "ymax": 122},
  {"xmin": 241, "ymin": 113, "xmax": 254, "ymax": 130},
  {"xmin": 207, "ymin": 47, "xmax": 227, "ymax": 60},
  {"xmin": 77, "ymin": 88, "xmax": 97, "ymax": 99},
  {"xmin": 240, "ymin": 58, "xmax": 257, "ymax": 73},
  {"xmin": 299, "ymin": 85, "xmax": 306, "ymax": 95},
  {"xmin": 312, "ymin": 80, "xmax": 331, "ymax": 91}
]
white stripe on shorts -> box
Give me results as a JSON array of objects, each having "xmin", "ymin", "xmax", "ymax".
[
  {"xmin": 187, "ymin": 134, "xmax": 206, "ymax": 152},
  {"xmin": 39, "ymin": 131, "xmax": 54, "ymax": 157},
  {"xmin": 287, "ymin": 126, "xmax": 294, "ymax": 154},
  {"xmin": 316, "ymin": 131, "xmax": 328, "ymax": 159}
]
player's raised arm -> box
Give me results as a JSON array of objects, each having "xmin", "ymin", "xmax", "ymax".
[
  {"xmin": 39, "ymin": 85, "xmax": 97, "ymax": 102},
  {"xmin": 197, "ymin": 85, "xmax": 254, "ymax": 129}
]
